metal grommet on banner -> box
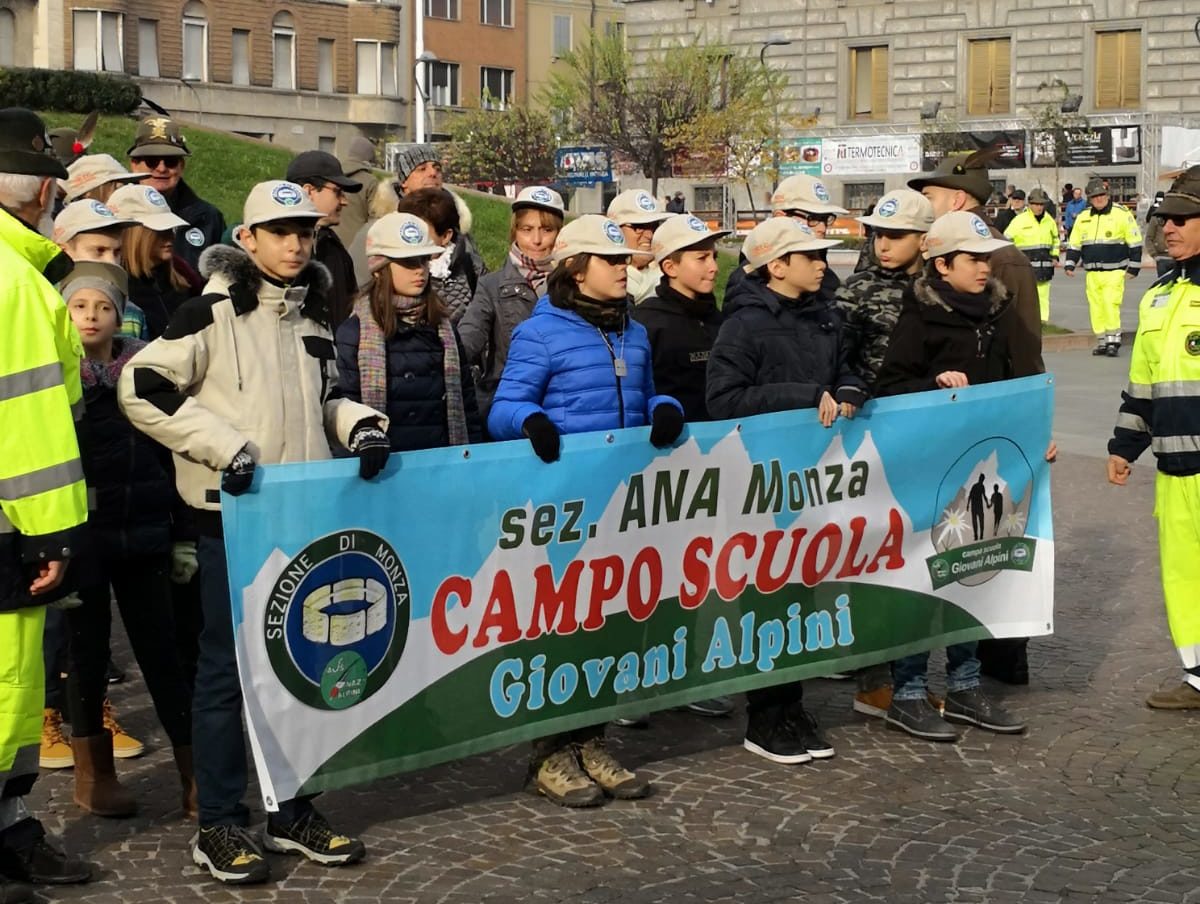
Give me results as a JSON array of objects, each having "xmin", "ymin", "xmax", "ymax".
[
  {"xmin": 950, "ymin": 393, "xmax": 959, "ymax": 402},
  {"xmin": 462, "ymin": 449, "xmax": 471, "ymax": 459},
  {"xmin": 606, "ymin": 433, "xmax": 615, "ymax": 444},
  {"xmin": 735, "ymin": 423, "xmax": 742, "ymax": 432}
]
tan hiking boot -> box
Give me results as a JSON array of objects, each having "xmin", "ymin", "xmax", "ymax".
[
  {"xmin": 854, "ymin": 686, "xmax": 945, "ymax": 719},
  {"xmin": 40, "ymin": 709, "xmax": 73, "ymax": 769},
  {"xmin": 577, "ymin": 737, "xmax": 651, "ymax": 800},
  {"xmin": 103, "ymin": 699, "xmax": 145, "ymax": 758},
  {"xmin": 532, "ymin": 747, "xmax": 604, "ymax": 808},
  {"xmin": 1146, "ymin": 682, "xmax": 1200, "ymax": 710}
]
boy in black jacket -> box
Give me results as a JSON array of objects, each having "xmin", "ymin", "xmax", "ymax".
[{"xmin": 707, "ymin": 218, "xmax": 865, "ymax": 764}]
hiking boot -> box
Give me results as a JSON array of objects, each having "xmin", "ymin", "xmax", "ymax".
[
  {"xmin": 1146, "ymin": 682, "xmax": 1200, "ymax": 710},
  {"xmin": 683, "ymin": 696, "xmax": 735, "ymax": 717},
  {"xmin": 39, "ymin": 709, "xmax": 73, "ymax": 769},
  {"xmin": 943, "ymin": 688, "xmax": 1026, "ymax": 733},
  {"xmin": 70, "ymin": 733, "xmax": 137, "ymax": 818},
  {"xmin": 1092, "ymin": 338, "xmax": 1108, "ymax": 356},
  {"xmin": 0, "ymin": 824, "xmax": 91, "ymax": 885},
  {"xmin": 531, "ymin": 747, "xmax": 604, "ymax": 807},
  {"xmin": 788, "ymin": 706, "xmax": 835, "ymax": 759},
  {"xmin": 192, "ymin": 825, "xmax": 270, "ymax": 885},
  {"xmin": 885, "ymin": 698, "xmax": 959, "ymax": 742},
  {"xmin": 0, "ymin": 878, "xmax": 33, "ymax": 903},
  {"xmin": 855, "ymin": 687, "xmax": 945, "ymax": 719},
  {"xmin": 577, "ymin": 736, "xmax": 652, "ymax": 800},
  {"xmin": 611, "ymin": 715, "xmax": 649, "ymax": 729},
  {"xmin": 102, "ymin": 699, "xmax": 144, "ymax": 758},
  {"xmin": 264, "ymin": 807, "xmax": 365, "ymax": 866},
  {"xmin": 743, "ymin": 706, "xmax": 812, "ymax": 765}
]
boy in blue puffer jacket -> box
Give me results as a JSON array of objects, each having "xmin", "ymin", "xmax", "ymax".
[
  {"xmin": 488, "ymin": 215, "xmax": 684, "ymax": 808},
  {"xmin": 707, "ymin": 218, "xmax": 866, "ymax": 766}
]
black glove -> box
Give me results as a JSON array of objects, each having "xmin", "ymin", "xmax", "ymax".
[
  {"xmin": 349, "ymin": 420, "xmax": 391, "ymax": 480},
  {"xmin": 649, "ymin": 405, "xmax": 685, "ymax": 449},
  {"xmin": 221, "ymin": 447, "xmax": 256, "ymax": 496},
  {"xmin": 522, "ymin": 413, "xmax": 560, "ymax": 463}
]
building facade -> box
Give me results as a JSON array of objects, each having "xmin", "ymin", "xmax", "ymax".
[{"xmin": 525, "ymin": 0, "xmax": 622, "ymax": 104}]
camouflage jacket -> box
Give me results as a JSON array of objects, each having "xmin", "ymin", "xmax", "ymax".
[{"xmin": 834, "ymin": 262, "xmax": 916, "ymax": 391}]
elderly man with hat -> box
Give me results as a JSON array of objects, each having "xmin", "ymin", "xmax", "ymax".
[
  {"xmin": 0, "ymin": 108, "xmax": 94, "ymax": 899},
  {"xmin": 1064, "ymin": 177, "xmax": 1142, "ymax": 357},
  {"xmin": 1004, "ymin": 188, "xmax": 1060, "ymax": 323},
  {"xmin": 607, "ymin": 189, "xmax": 669, "ymax": 303},
  {"xmin": 127, "ymin": 116, "xmax": 226, "ymax": 272},
  {"xmin": 1108, "ymin": 166, "xmax": 1200, "ymax": 709}
]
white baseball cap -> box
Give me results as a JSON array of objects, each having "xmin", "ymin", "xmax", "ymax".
[
  {"xmin": 59, "ymin": 154, "xmax": 150, "ymax": 203},
  {"xmin": 551, "ymin": 214, "xmax": 630, "ymax": 264},
  {"xmin": 105, "ymin": 184, "xmax": 189, "ymax": 232},
  {"xmin": 365, "ymin": 212, "xmax": 446, "ymax": 262},
  {"xmin": 650, "ymin": 214, "xmax": 729, "ymax": 263},
  {"xmin": 512, "ymin": 185, "xmax": 565, "ymax": 216},
  {"xmin": 770, "ymin": 175, "xmax": 848, "ymax": 216},
  {"xmin": 241, "ymin": 180, "xmax": 324, "ymax": 228},
  {"xmin": 606, "ymin": 189, "xmax": 667, "ymax": 226},
  {"xmin": 52, "ymin": 199, "xmax": 136, "ymax": 245},
  {"xmin": 741, "ymin": 218, "xmax": 840, "ymax": 272},
  {"xmin": 858, "ymin": 189, "xmax": 935, "ymax": 233},
  {"xmin": 922, "ymin": 211, "xmax": 1011, "ymax": 260}
]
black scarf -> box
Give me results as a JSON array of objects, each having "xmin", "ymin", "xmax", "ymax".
[
  {"xmin": 928, "ymin": 276, "xmax": 993, "ymax": 321},
  {"xmin": 657, "ymin": 278, "xmax": 717, "ymax": 318},
  {"xmin": 552, "ymin": 290, "xmax": 628, "ymax": 331}
]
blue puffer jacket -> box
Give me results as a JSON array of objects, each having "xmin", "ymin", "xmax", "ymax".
[{"xmin": 488, "ymin": 298, "xmax": 681, "ymax": 439}]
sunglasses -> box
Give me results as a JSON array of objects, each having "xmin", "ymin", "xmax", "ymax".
[
  {"xmin": 1158, "ymin": 213, "xmax": 1200, "ymax": 227},
  {"xmin": 784, "ymin": 210, "xmax": 834, "ymax": 226},
  {"xmin": 602, "ymin": 254, "xmax": 634, "ymax": 266},
  {"xmin": 136, "ymin": 156, "xmax": 184, "ymax": 170}
]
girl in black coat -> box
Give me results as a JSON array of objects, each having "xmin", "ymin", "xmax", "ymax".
[{"xmin": 336, "ymin": 213, "xmax": 482, "ymax": 453}]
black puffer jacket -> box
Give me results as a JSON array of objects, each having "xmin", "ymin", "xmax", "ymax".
[
  {"xmin": 706, "ymin": 273, "xmax": 865, "ymax": 419},
  {"xmin": 314, "ymin": 226, "xmax": 358, "ymax": 331},
  {"xmin": 633, "ymin": 281, "xmax": 724, "ymax": 422},
  {"xmin": 335, "ymin": 315, "xmax": 483, "ymax": 452},
  {"xmin": 130, "ymin": 257, "xmax": 204, "ymax": 340},
  {"xmin": 875, "ymin": 276, "xmax": 1032, "ymax": 397}
]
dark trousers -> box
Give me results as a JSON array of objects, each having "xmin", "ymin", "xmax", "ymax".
[
  {"xmin": 171, "ymin": 574, "xmax": 203, "ymax": 696},
  {"xmin": 746, "ymin": 680, "xmax": 803, "ymax": 715},
  {"xmin": 195, "ymin": 536, "xmax": 310, "ymax": 827},
  {"xmin": 65, "ymin": 555, "xmax": 191, "ymax": 745},
  {"xmin": 42, "ymin": 608, "xmax": 69, "ymax": 713}
]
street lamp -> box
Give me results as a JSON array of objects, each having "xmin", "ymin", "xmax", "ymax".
[
  {"xmin": 760, "ymin": 38, "xmax": 791, "ymax": 196},
  {"xmin": 414, "ymin": 50, "xmax": 438, "ymax": 144}
]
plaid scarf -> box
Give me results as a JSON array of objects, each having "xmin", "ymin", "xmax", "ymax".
[
  {"xmin": 353, "ymin": 295, "xmax": 470, "ymax": 447},
  {"xmin": 508, "ymin": 243, "xmax": 554, "ymax": 296}
]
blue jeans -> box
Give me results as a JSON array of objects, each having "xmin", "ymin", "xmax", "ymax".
[
  {"xmin": 892, "ymin": 641, "xmax": 980, "ymax": 701},
  {"xmin": 195, "ymin": 536, "xmax": 310, "ymax": 827}
]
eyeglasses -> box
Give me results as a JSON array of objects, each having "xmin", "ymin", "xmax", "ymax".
[
  {"xmin": 783, "ymin": 210, "xmax": 833, "ymax": 227},
  {"xmin": 316, "ymin": 183, "xmax": 346, "ymax": 200},
  {"xmin": 1159, "ymin": 213, "xmax": 1200, "ymax": 227},
  {"xmin": 135, "ymin": 156, "xmax": 184, "ymax": 170}
]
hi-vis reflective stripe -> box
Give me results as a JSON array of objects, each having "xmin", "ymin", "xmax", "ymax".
[
  {"xmin": 1126, "ymin": 381, "xmax": 1153, "ymax": 399},
  {"xmin": 0, "ymin": 458, "xmax": 84, "ymax": 501},
  {"xmin": 0, "ymin": 509, "xmax": 12, "ymax": 535},
  {"xmin": 1181, "ymin": 643, "xmax": 1200, "ymax": 670},
  {"xmin": 1087, "ymin": 262, "xmax": 1132, "ymax": 271},
  {"xmin": 0, "ymin": 362, "xmax": 62, "ymax": 402},
  {"xmin": 1153, "ymin": 435, "xmax": 1200, "ymax": 454},
  {"xmin": 1115, "ymin": 411, "xmax": 1149, "ymax": 433},
  {"xmin": 1154, "ymin": 381, "xmax": 1200, "ymax": 399}
]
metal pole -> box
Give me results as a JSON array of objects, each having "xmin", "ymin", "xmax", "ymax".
[
  {"xmin": 415, "ymin": 3, "xmax": 426, "ymax": 143},
  {"xmin": 759, "ymin": 39, "xmax": 790, "ymax": 196}
]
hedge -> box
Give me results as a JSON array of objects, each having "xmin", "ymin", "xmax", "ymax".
[{"xmin": 0, "ymin": 68, "xmax": 142, "ymax": 114}]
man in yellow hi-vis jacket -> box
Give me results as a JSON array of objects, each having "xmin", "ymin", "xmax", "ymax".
[
  {"xmin": 0, "ymin": 108, "xmax": 93, "ymax": 897},
  {"xmin": 1066, "ymin": 177, "xmax": 1142, "ymax": 357},
  {"xmin": 1004, "ymin": 187, "xmax": 1060, "ymax": 322},
  {"xmin": 1108, "ymin": 165, "xmax": 1200, "ymax": 710}
]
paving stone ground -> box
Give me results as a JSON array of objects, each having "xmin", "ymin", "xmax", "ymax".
[{"xmin": 25, "ymin": 350, "xmax": 1200, "ymax": 904}]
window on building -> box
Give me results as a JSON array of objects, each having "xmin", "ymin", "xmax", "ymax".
[
  {"xmin": 1095, "ymin": 30, "xmax": 1140, "ymax": 110},
  {"xmin": 425, "ymin": 0, "xmax": 459, "ymax": 19},
  {"xmin": 481, "ymin": 66, "xmax": 514, "ymax": 110},
  {"xmin": 845, "ymin": 182, "xmax": 885, "ymax": 213},
  {"xmin": 604, "ymin": 20, "xmax": 623, "ymax": 41},
  {"xmin": 481, "ymin": 0, "xmax": 512, "ymax": 28},
  {"xmin": 272, "ymin": 12, "xmax": 295, "ymax": 90},
  {"xmin": 1099, "ymin": 174, "xmax": 1138, "ymax": 203},
  {"xmin": 232, "ymin": 29, "xmax": 250, "ymax": 85},
  {"xmin": 693, "ymin": 186, "xmax": 723, "ymax": 213},
  {"xmin": 0, "ymin": 9, "xmax": 15, "ymax": 67},
  {"xmin": 181, "ymin": 2, "xmax": 207, "ymax": 81},
  {"xmin": 425, "ymin": 61, "xmax": 460, "ymax": 106},
  {"xmin": 552, "ymin": 16, "xmax": 571, "ymax": 57},
  {"xmin": 137, "ymin": 20, "xmax": 159, "ymax": 77},
  {"xmin": 966, "ymin": 37, "xmax": 1010, "ymax": 115},
  {"xmin": 318, "ymin": 38, "xmax": 335, "ymax": 93},
  {"xmin": 356, "ymin": 41, "xmax": 397, "ymax": 95},
  {"xmin": 319, "ymin": 136, "xmax": 336, "ymax": 153},
  {"xmin": 847, "ymin": 45, "xmax": 887, "ymax": 121},
  {"xmin": 73, "ymin": 10, "xmax": 124, "ymax": 72}
]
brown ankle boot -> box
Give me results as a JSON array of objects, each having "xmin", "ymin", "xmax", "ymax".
[
  {"xmin": 172, "ymin": 746, "xmax": 198, "ymax": 819},
  {"xmin": 71, "ymin": 732, "xmax": 137, "ymax": 817}
]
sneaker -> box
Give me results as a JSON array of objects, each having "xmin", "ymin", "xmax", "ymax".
[
  {"xmin": 611, "ymin": 715, "xmax": 649, "ymax": 729},
  {"xmin": 192, "ymin": 825, "xmax": 270, "ymax": 885},
  {"xmin": 102, "ymin": 699, "xmax": 144, "ymax": 758},
  {"xmin": 0, "ymin": 828, "xmax": 91, "ymax": 886},
  {"xmin": 39, "ymin": 709, "xmax": 73, "ymax": 769},
  {"xmin": 943, "ymin": 688, "xmax": 1026, "ymax": 733},
  {"xmin": 855, "ymin": 687, "xmax": 946, "ymax": 719},
  {"xmin": 789, "ymin": 707, "xmax": 835, "ymax": 759},
  {"xmin": 885, "ymin": 698, "xmax": 959, "ymax": 742},
  {"xmin": 743, "ymin": 707, "xmax": 812, "ymax": 765},
  {"xmin": 683, "ymin": 696, "xmax": 735, "ymax": 717},
  {"xmin": 105, "ymin": 658, "xmax": 125, "ymax": 685},
  {"xmin": 531, "ymin": 747, "xmax": 604, "ymax": 807},
  {"xmin": 577, "ymin": 736, "xmax": 652, "ymax": 800},
  {"xmin": 1146, "ymin": 682, "xmax": 1200, "ymax": 710},
  {"xmin": 264, "ymin": 807, "xmax": 365, "ymax": 866}
]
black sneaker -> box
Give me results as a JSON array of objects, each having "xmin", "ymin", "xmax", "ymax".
[
  {"xmin": 192, "ymin": 825, "xmax": 270, "ymax": 885},
  {"xmin": 885, "ymin": 698, "xmax": 959, "ymax": 742},
  {"xmin": 788, "ymin": 707, "xmax": 835, "ymax": 759},
  {"xmin": 0, "ymin": 878, "xmax": 33, "ymax": 904},
  {"xmin": 943, "ymin": 688, "xmax": 1026, "ymax": 734},
  {"xmin": 0, "ymin": 828, "xmax": 91, "ymax": 886},
  {"xmin": 743, "ymin": 707, "xmax": 812, "ymax": 765},
  {"xmin": 264, "ymin": 807, "xmax": 366, "ymax": 866}
]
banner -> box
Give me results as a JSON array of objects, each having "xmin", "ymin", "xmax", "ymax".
[
  {"xmin": 554, "ymin": 146, "xmax": 613, "ymax": 185},
  {"xmin": 922, "ymin": 130, "xmax": 1026, "ymax": 170},
  {"xmin": 778, "ymin": 137, "xmax": 824, "ymax": 176},
  {"xmin": 821, "ymin": 136, "xmax": 922, "ymax": 176},
  {"xmin": 1031, "ymin": 126, "xmax": 1142, "ymax": 168},
  {"xmin": 222, "ymin": 377, "xmax": 1055, "ymax": 809}
]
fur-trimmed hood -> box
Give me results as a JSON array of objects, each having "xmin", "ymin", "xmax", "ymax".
[
  {"xmin": 197, "ymin": 243, "xmax": 334, "ymax": 325},
  {"xmin": 912, "ymin": 274, "xmax": 1009, "ymax": 318}
]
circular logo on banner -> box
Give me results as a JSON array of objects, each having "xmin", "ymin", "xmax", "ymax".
[
  {"xmin": 603, "ymin": 221, "xmax": 625, "ymax": 245},
  {"xmin": 686, "ymin": 215, "xmax": 708, "ymax": 232},
  {"xmin": 531, "ymin": 187, "xmax": 553, "ymax": 203},
  {"xmin": 145, "ymin": 187, "xmax": 168, "ymax": 208},
  {"xmin": 635, "ymin": 192, "xmax": 657, "ymax": 211},
  {"xmin": 399, "ymin": 222, "xmax": 424, "ymax": 245},
  {"xmin": 1186, "ymin": 332, "xmax": 1200, "ymax": 356},
  {"xmin": 185, "ymin": 228, "xmax": 205, "ymax": 247},
  {"xmin": 971, "ymin": 216, "xmax": 991, "ymax": 238},
  {"xmin": 813, "ymin": 182, "xmax": 831, "ymax": 203},
  {"xmin": 877, "ymin": 198, "xmax": 899, "ymax": 218},
  {"xmin": 265, "ymin": 529, "xmax": 410, "ymax": 711},
  {"xmin": 272, "ymin": 183, "xmax": 304, "ymax": 207}
]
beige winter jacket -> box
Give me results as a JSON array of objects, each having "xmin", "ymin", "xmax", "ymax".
[{"xmin": 118, "ymin": 245, "xmax": 386, "ymax": 513}]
